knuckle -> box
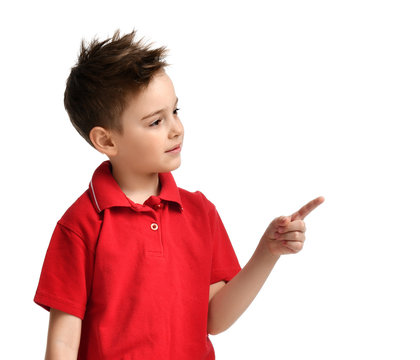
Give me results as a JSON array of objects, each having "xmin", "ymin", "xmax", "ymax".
[{"xmin": 295, "ymin": 242, "xmax": 303, "ymax": 251}]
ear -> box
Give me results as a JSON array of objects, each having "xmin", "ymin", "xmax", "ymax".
[{"xmin": 89, "ymin": 126, "xmax": 118, "ymax": 157}]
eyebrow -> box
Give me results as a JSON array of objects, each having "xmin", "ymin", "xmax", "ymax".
[{"xmin": 141, "ymin": 97, "xmax": 179, "ymax": 121}]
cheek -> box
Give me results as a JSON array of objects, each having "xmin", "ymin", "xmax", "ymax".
[
  {"xmin": 121, "ymin": 132, "xmax": 148, "ymax": 154},
  {"xmin": 130, "ymin": 133, "xmax": 162, "ymax": 154}
]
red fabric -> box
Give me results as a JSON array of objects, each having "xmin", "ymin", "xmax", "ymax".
[{"xmin": 34, "ymin": 160, "xmax": 242, "ymax": 360}]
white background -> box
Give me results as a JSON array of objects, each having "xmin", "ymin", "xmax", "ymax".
[{"xmin": 1, "ymin": 0, "xmax": 419, "ymax": 359}]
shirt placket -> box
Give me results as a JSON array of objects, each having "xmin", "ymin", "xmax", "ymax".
[{"xmin": 143, "ymin": 196, "xmax": 164, "ymax": 256}]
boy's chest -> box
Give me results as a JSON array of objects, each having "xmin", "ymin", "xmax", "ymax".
[
  {"xmin": 83, "ymin": 203, "xmax": 214, "ymax": 356},
  {"xmin": 91, "ymin": 205, "xmax": 213, "ymax": 295}
]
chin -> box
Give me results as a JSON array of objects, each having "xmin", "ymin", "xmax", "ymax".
[
  {"xmin": 169, "ymin": 160, "xmax": 182, "ymax": 171},
  {"xmin": 160, "ymin": 160, "xmax": 181, "ymax": 173},
  {"xmin": 170, "ymin": 162, "xmax": 181, "ymax": 171}
]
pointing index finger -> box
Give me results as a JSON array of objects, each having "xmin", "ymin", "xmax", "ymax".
[{"xmin": 291, "ymin": 196, "xmax": 325, "ymax": 221}]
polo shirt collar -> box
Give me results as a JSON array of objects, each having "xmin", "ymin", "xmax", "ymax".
[{"xmin": 89, "ymin": 160, "xmax": 183, "ymax": 213}]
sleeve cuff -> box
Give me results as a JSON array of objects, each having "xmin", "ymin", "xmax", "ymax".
[
  {"xmin": 34, "ymin": 291, "xmax": 86, "ymax": 320},
  {"xmin": 210, "ymin": 265, "xmax": 242, "ymax": 284}
]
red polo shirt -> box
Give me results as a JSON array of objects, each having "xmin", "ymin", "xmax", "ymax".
[{"xmin": 34, "ymin": 160, "xmax": 242, "ymax": 360}]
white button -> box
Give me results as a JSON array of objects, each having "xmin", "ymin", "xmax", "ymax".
[{"xmin": 151, "ymin": 223, "xmax": 159, "ymax": 231}]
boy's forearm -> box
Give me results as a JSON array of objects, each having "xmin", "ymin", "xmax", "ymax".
[
  {"xmin": 207, "ymin": 239, "xmax": 280, "ymax": 335},
  {"xmin": 45, "ymin": 309, "xmax": 81, "ymax": 360},
  {"xmin": 45, "ymin": 341, "xmax": 79, "ymax": 360}
]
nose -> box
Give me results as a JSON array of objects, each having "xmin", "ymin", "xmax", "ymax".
[{"xmin": 168, "ymin": 114, "xmax": 183, "ymax": 138}]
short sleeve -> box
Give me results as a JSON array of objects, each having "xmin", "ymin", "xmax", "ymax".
[
  {"xmin": 34, "ymin": 222, "xmax": 94, "ymax": 320},
  {"xmin": 208, "ymin": 204, "xmax": 242, "ymax": 284}
]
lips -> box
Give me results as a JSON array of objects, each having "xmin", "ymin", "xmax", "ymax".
[{"xmin": 166, "ymin": 143, "xmax": 182, "ymax": 152}]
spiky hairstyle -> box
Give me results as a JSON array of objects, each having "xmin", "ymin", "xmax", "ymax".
[{"xmin": 64, "ymin": 29, "xmax": 169, "ymax": 146}]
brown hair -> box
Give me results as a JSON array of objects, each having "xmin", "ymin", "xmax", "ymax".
[{"xmin": 64, "ymin": 29, "xmax": 169, "ymax": 147}]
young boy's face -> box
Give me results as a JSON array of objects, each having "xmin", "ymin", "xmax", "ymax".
[{"xmin": 111, "ymin": 70, "xmax": 184, "ymax": 175}]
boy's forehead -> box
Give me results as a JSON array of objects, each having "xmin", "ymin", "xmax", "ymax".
[{"xmin": 127, "ymin": 72, "xmax": 176, "ymax": 114}]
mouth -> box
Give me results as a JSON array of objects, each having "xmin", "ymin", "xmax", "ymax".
[{"xmin": 165, "ymin": 143, "xmax": 182, "ymax": 153}]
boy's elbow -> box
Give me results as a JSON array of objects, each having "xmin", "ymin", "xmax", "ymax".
[
  {"xmin": 207, "ymin": 318, "xmax": 231, "ymax": 336},
  {"xmin": 207, "ymin": 324, "xmax": 223, "ymax": 336},
  {"xmin": 207, "ymin": 299, "xmax": 234, "ymax": 335}
]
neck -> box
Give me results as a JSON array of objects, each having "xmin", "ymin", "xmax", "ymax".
[{"xmin": 110, "ymin": 162, "xmax": 161, "ymax": 204}]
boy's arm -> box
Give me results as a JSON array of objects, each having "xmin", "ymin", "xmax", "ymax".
[
  {"xmin": 45, "ymin": 308, "xmax": 82, "ymax": 360},
  {"xmin": 207, "ymin": 196, "xmax": 324, "ymax": 335},
  {"xmin": 207, "ymin": 239, "xmax": 280, "ymax": 335}
]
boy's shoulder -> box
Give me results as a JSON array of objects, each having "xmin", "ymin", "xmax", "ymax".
[
  {"xmin": 57, "ymin": 189, "xmax": 102, "ymax": 245},
  {"xmin": 177, "ymin": 187, "xmax": 216, "ymax": 214},
  {"xmin": 60, "ymin": 188, "xmax": 99, "ymax": 221}
]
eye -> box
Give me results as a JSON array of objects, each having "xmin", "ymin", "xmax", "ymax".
[
  {"xmin": 150, "ymin": 119, "xmax": 161, "ymax": 127},
  {"xmin": 149, "ymin": 108, "xmax": 180, "ymax": 127}
]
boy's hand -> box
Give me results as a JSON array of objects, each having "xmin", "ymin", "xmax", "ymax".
[{"xmin": 261, "ymin": 196, "xmax": 324, "ymax": 256}]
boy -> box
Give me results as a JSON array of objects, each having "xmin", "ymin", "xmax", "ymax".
[{"xmin": 34, "ymin": 29, "xmax": 324, "ymax": 360}]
